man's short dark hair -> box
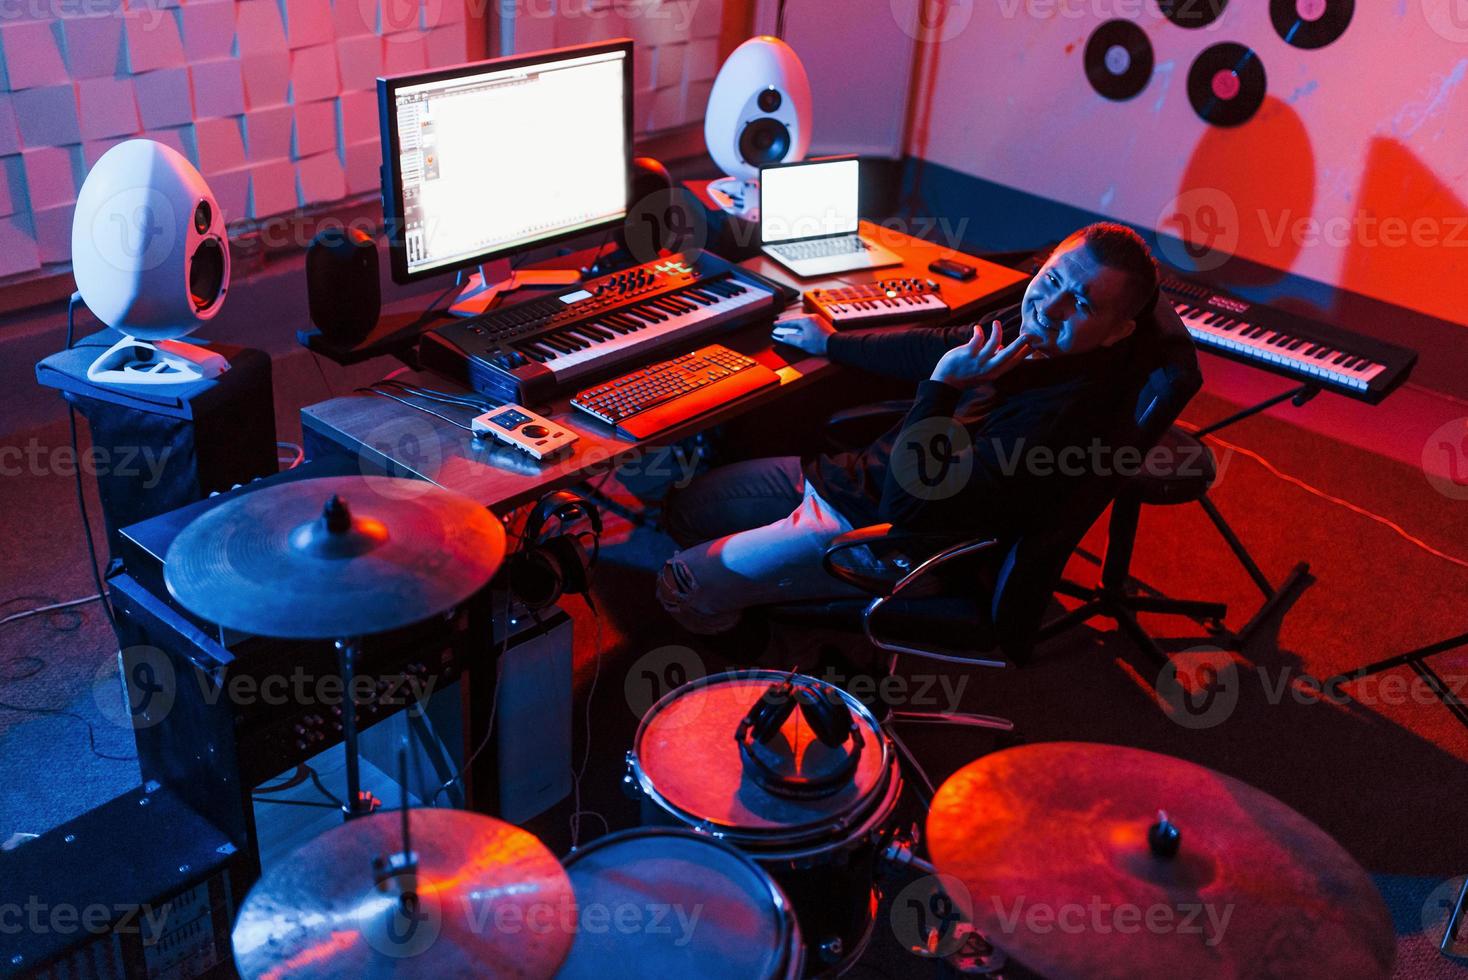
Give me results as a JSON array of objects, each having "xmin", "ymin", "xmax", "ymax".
[{"xmin": 1064, "ymin": 222, "xmax": 1159, "ymax": 320}]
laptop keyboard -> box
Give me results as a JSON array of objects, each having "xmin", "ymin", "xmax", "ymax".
[{"xmin": 768, "ymin": 234, "xmax": 872, "ymax": 261}]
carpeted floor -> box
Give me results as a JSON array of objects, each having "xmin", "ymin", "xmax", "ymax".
[{"xmin": 2, "ymin": 339, "xmax": 1465, "ymax": 977}]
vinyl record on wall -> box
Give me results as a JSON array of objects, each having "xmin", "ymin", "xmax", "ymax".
[
  {"xmin": 1156, "ymin": 0, "xmax": 1229, "ymax": 29},
  {"xmin": 1085, "ymin": 20, "xmax": 1155, "ymax": 101},
  {"xmin": 1271, "ymin": 0, "xmax": 1353, "ymax": 49},
  {"xmin": 1187, "ymin": 43, "xmax": 1267, "ymax": 127}
]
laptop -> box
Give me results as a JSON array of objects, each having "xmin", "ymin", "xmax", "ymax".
[{"xmin": 759, "ymin": 156, "xmax": 903, "ymax": 278}]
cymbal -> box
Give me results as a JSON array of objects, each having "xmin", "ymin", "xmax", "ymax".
[
  {"xmin": 165, "ymin": 476, "xmax": 506, "ymax": 639},
  {"xmin": 925, "ymin": 742, "xmax": 1394, "ymax": 979},
  {"xmin": 232, "ymin": 809, "xmax": 573, "ymax": 980}
]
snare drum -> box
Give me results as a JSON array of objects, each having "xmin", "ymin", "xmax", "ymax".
[
  {"xmin": 626, "ymin": 670, "xmax": 902, "ymax": 974},
  {"xmin": 556, "ymin": 828, "xmax": 804, "ymax": 979}
]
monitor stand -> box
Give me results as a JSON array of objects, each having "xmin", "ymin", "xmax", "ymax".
[
  {"xmin": 86, "ymin": 336, "xmax": 229, "ymax": 386},
  {"xmin": 448, "ymin": 264, "xmax": 584, "ymax": 318}
]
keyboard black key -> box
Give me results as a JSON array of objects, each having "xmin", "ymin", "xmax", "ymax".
[
  {"xmin": 541, "ymin": 334, "xmax": 579, "ymax": 354},
  {"xmin": 565, "ymin": 325, "xmax": 606, "ymax": 344}
]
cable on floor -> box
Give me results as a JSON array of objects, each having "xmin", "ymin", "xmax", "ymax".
[{"xmin": 1180, "ymin": 419, "xmax": 1468, "ymax": 571}]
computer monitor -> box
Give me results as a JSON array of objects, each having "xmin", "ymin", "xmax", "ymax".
[
  {"xmin": 378, "ymin": 40, "xmax": 634, "ymax": 284},
  {"xmin": 759, "ymin": 156, "xmax": 861, "ymax": 244}
]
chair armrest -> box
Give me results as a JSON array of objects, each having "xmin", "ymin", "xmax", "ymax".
[{"xmin": 821, "ymin": 524, "xmax": 999, "ymax": 596}]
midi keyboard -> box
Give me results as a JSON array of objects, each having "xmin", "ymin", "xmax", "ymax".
[{"xmin": 420, "ymin": 251, "xmax": 789, "ymax": 405}]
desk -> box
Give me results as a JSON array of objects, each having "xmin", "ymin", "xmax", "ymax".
[{"xmin": 300, "ymin": 228, "xmax": 1028, "ymax": 512}]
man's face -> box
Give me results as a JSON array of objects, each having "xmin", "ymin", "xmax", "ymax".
[{"xmin": 1019, "ymin": 238, "xmax": 1141, "ymax": 358}]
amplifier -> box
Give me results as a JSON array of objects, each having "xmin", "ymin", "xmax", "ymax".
[{"xmin": 0, "ymin": 783, "xmax": 245, "ymax": 980}]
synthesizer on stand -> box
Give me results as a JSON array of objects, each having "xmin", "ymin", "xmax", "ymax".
[
  {"xmin": 803, "ymin": 277, "xmax": 950, "ymax": 328},
  {"xmin": 420, "ymin": 251, "xmax": 790, "ymax": 405},
  {"xmin": 1161, "ymin": 275, "xmax": 1417, "ymax": 403}
]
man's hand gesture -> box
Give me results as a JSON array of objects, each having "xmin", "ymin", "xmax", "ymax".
[{"xmin": 930, "ymin": 321, "xmax": 1031, "ymax": 390}]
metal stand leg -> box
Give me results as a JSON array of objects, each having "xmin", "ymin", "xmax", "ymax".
[
  {"xmin": 337, "ymin": 637, "xmax": 379, "ymax": 820},
  {"xmin": 1328, "ymin": 632, "xmax": 1468, "ymax": 732},
  {"xmin": 1442, "ymin": 876, "xmax": 1468, "ymax": 956},
  {"xmin": 1197, "ymin": 495, "xmax": 1312, "ymax": 645}
]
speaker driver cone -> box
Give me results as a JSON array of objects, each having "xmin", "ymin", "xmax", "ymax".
[
  {"xmin": 740, "ymin": 118, "xmax": 791, "ymax": 167},
  {"xmin": 189, "ymin": 237, "xmax": 226, "ymax": 311}
]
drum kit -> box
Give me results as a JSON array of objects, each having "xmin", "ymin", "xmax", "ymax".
[{"xmin": 161, "ymin": 477, "xmax": 1394, "ymax": 979}]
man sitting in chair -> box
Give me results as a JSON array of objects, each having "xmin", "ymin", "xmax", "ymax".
[{"xmin": 658, "ymin": 222, "xmax": 1171, "ymax": 634}]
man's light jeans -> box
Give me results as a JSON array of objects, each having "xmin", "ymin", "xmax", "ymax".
[{"xmin": 657, "ymin": 461, "xmax": 883, "ymax": 634}]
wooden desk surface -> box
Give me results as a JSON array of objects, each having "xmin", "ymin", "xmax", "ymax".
[{"xmin": 300, "ymin": 228, "xmax": 1030, "ymax": 513}]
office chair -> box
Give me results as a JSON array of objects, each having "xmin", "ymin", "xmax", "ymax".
[{"xmin": 759, "ymin": 298, "xmax": 1203, "ymax": 720}]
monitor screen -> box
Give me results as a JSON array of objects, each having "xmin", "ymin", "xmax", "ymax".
[
  {"xmin": 380, "ymin": 41, "xmax": 632, "ymax": 283},
  {"xmin": 760, "ymin": 158, "xmax": 860, "ymax": 244}
]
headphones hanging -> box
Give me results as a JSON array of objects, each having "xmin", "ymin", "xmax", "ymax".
[
  {"xmin": 735, "ymin": 674, "xmax": 864, "ymax": 799},
  {"xmin": 506, "ymin": 490, "xmax": 603, "ymax": 611}
]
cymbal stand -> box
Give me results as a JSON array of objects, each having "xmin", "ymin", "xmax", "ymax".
[
  {"xmin": 337, "ymin": 637, "xmax": 380, "ymax": 819},
  {"xmin": 373, "ymin": 745, "xmax": 419, "ymax": 891}
]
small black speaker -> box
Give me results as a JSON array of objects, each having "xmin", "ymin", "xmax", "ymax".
[{"xmin": 307, "ymin": 227, "xmax": 380, "ymax": 347}]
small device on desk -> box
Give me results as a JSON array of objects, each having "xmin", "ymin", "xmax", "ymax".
[
  {"xmin": 804, "ymin": 277, "xmax": 950, "ymax": 328},
  {"xmin": 929, "ymin": 257, "xmax": 977, "ymax": 281},
  {"xmin": 471, "ymin": 405, "xmax": 579, "ymax": 459},
  {"xmin": 759, "ymin": 156, "xmax": 902, "ymax": 278},
  {"xmin": 571, "ymin": 344, "xmax": 781, "ymax": 439}
]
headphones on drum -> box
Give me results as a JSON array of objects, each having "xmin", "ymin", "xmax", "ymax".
[
  {"xmin": 736, "ymin": 675, "xmax": 864, "ymax": 799},
  {"xmin": 506, "ymin": 490, "xmax": 602, "ymax": 611}
]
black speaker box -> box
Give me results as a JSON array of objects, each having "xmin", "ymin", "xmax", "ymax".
[
  {"xmin": 306, "ymin": 227, "xmax": 381, "ymax": 347},
  {"xmin": 40, "ymin": 334, "xmax": 279, "ymax": 561}
]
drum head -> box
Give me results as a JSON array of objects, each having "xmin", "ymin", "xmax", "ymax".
[
  {"xmin": 634, "ymin": 671, "xmax": 889, "ymax": 837},
  {"xmin": 557, "ymin": 829, "xmax": 798, "ymax": 979}
]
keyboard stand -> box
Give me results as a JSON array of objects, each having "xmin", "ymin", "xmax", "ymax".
[{"xmin": 1189, "ymin": 382, "xmax": 1320, "ymax": 648}]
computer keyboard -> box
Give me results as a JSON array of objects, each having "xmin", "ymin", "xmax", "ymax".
[
  {"xmin": 571, "ymin": 344, "xmax": 781, "ymax": 439},
  {"xmin": 768, "ymin": 234, "xmax": 871, "ymax": 261}
]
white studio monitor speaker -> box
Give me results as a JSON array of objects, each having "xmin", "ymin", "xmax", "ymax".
[
  {"xmin": 71, "ymin": 139, "xmax": 232, "ymax": 386},
  {"xmin": 704, "ymin": 36, "xmax": 813, "ymax": 219}
]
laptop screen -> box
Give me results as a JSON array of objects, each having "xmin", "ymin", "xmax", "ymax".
[{"xmin": 761, "ymin": 158, "xmax": 860, "ymax": 244}]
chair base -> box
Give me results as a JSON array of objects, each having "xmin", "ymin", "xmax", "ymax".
[{"xmin": 1038, "ymin": 586, "xmax": 1229, "ymax": 666}]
